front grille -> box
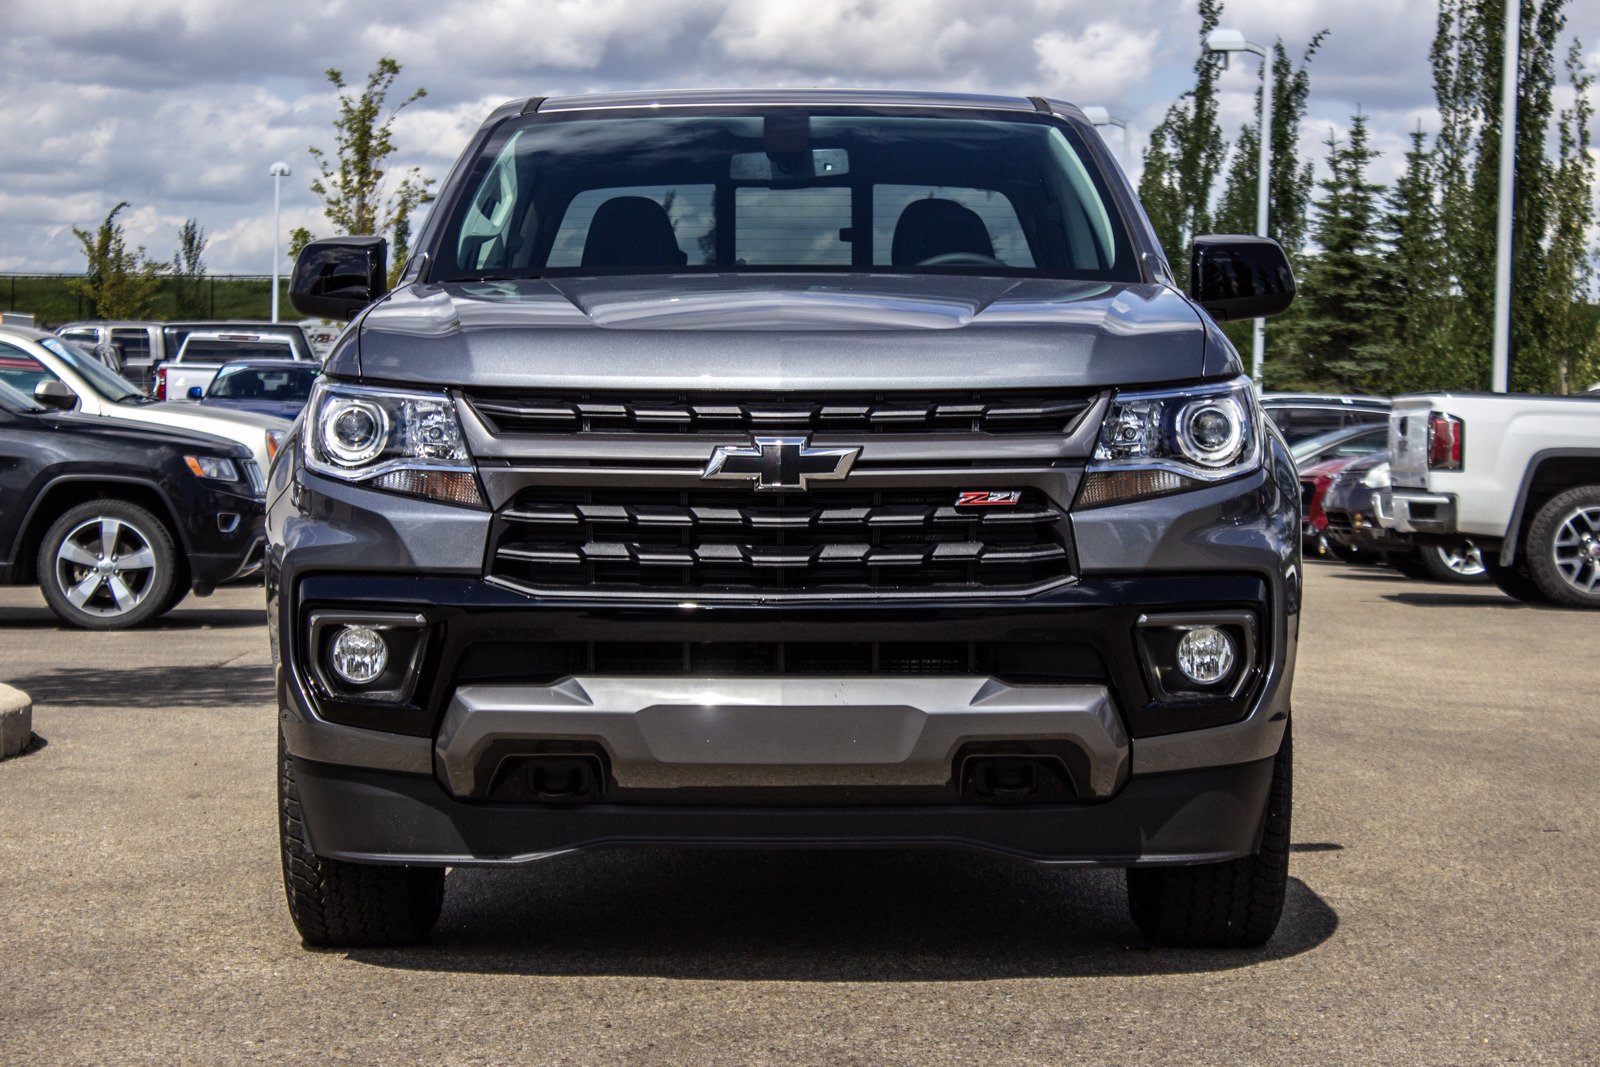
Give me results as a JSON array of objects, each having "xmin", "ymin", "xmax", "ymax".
[
  {"xmin": 454, "ymin": 639, "xmax": 1107, "ymax": 686},
  {"xmin": 467, "ymin": 389, "xmax": 1095, "ymax": 437},
  {"xmin": 488, "ymin": 486, "xmax": 1072, "ymax": 595},
  {"xmin": 1323, "ymin": 511, "xmax": 1354, "ymax": 533}
]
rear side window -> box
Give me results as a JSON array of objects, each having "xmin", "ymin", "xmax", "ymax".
[
  {"xmin": 110, "ymin": 329, "xmax": 151, "ymax": 363},
  {"xmin": 0, "ymin": 343, "xmax": 56, "ymax": 396},
  {"xmin": 547, "ymin": 186, "xmax": 716, "ymax": 268}
]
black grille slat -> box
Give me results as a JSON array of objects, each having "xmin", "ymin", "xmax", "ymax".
[
  {"xmin": 489, "ymin": 487, "xmax": 1071, "ymax": 595},
  {"xmin": 469, "ymin": 390, "xmax": 1094, "ymax": 437}
]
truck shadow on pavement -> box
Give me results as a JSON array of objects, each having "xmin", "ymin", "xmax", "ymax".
[
  {"xmin": 5, "ymin": 663, "xmax": 274, "ymax": 709},
  {"xmin": 0, "ymin": 605, "xmax": 265, "ymax": 630},
  {"xmin": 349, "ymin": 848, "xmax": 1338, "ymax": 980},
  {"xmin": 1380, "ymin": 592, "xmax": 1525, "ymax": 609}
]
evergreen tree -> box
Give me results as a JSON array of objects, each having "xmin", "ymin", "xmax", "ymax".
[
  {"xmin": 1288, "ymin": 115, "xmax": 1393, "ymax": 391},
  {"xmin": 1381, "ymin": 128, "xmax": 1461, "ymax": 392},
  {"xmin": 1543, "ymin": 42, "xmax": 1598, "ymax": 392},
  {"xmin": 1138, "ymin": 0, "xmax": 1226, "ymax": 285}
]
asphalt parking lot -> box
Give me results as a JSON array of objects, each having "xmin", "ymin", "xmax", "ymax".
[{"xmin": 1, "ymin": 562, "xmax": 1597, "ymax": 1064}]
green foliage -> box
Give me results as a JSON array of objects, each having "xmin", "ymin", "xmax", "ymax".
[
  {"xmin": 1283, "ymin": 115, "xmax": 1395, "ymax": 392},
  {"xmin": 2, "ymin": 273, "xmax": 288, "ymax": 325},
  {"xmin": 70, "ymin": 203, "xmax": 167, "ymax": 320},
  {"xmin": 301, "ymin": 57, "xmax": 435, "ymax": 275},
  {"xmin": 1214, "ymin": 34, "xmax": 1326, "ymax": 358},
  {"xmin": 170, "ymin": 218, "xmax": 209, "ymax": 318},
  {"xmin": 1139, "ymin": 0, "xmax": 1226, "ymax": 286}
]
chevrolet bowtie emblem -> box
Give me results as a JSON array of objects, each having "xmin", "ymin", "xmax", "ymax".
[{"xmin": 703, "ymin": 436, "xmax": 860, "ymax": 492}]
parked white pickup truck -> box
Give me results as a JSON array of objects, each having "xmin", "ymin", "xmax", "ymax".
[
  {"xmin": 1382, "ymin": 392, "xmax": 1600, "ymax": 606},
  {"xmin": 153, "ymin": 332, "xmax": 306, "ymax": 401}
]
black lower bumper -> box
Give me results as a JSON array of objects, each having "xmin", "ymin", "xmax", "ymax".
[{"xmin": 290, "ymin": 753, "xmax": 1276, "ymax": 868}]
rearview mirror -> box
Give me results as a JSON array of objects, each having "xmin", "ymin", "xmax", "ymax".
[
  {"xmin": 33, "ymin": 379, "xmax": 77, "ymax": 411},
  {"xmin": 290, "ymin": 236, "xmax": 388, "ymax": 320},
  {"xmin": 1189, "ymin": 236, "xmax": 1295, "ymax": 322}
]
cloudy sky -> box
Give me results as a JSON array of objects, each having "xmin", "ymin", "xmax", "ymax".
[{"xmin": 2, "ymin": 0, "xmax": 1596, "ymax": 275}]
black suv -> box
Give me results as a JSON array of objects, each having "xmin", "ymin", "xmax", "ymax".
[
  {"xmin": 270, "ymin": 89, "xmax": 1301, "ymax": 949},
  {"xmin": 0, "ymin": 379, "xmax": 266, "ymax": 628}
]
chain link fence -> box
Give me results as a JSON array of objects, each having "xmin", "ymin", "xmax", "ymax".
[{"xmin": 0, "ymin": 274, "xmax": 291, "ymax": 327}]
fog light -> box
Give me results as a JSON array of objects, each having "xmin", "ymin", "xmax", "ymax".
[
  {"xmin": 330, "ymin": 625, "xmax": 388, "ymax": 685},
  {"xmin": 1176, "ymin": 626, "xmax": 1234, "ymax": 685}
]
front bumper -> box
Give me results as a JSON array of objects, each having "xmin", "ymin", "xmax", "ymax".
[
  {"xmin": 290, "ymin": 752, "xmax": 1276, "ymax": 867},
  {"xmin": 269, "ymin": 436, "xmax": 1299, "ymax": 867}
]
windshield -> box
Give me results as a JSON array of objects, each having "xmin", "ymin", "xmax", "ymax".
[
  {"xmin": 433, "ymin": 111, "xmax": 1138, "ymax": 283},
  {"xmin": 182, "ymin": 339, "xmax": 295, "ymax": 362},
  {"xmin": 39, "ymin": 337, "xmax": 143, "ymax": 402},
  {"xmin": 209, "ymin": 364, "xmax": 318, "ymax": 402},
  {"xmin": 1289, "ymin": 425, "xmax": 1386, "ymax": 463}
]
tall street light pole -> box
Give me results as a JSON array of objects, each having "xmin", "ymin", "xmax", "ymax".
[
  {"xmin": 1207, "ymin": 29, "xmax": 1272, "ymax": 386},
  {"xmin": 1492, "ymin": 0, "xmax": 1521, "ymax": 393},
  {"xmin": 269, "ymin": 161, "xmax": 291, "ymax": 323},
  {"xmin": 1081, "ymin": 106, "xmax": 1134, "ymax": 173}
]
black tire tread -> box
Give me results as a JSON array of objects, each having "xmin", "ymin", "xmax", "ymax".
[
  {"xmin": 1523, "ymin": 485, "xmax": 1600, "ymax": 608},
  {"xmin": 1126, "ymin": 726, "xmax": 1292, "ymax": 949},
  {"xmin": 278, "ymin": 736, "xmax": 444, "ymax": 947}
]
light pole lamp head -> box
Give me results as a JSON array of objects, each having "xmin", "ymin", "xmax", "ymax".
[
  {"xmin": 1205, "ymin": 28, "xmax": 1266, "ymax": 64},
  {"xmin": 269, "ymin": 161, "xmax": 292, "ymax": 178}
]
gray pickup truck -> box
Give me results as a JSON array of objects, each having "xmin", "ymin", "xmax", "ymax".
[{"xmin": 268, "ymin": 88, "xmax": 1302, "ymax": 949}]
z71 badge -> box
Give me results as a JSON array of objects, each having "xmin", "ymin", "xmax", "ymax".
[{"xmin": 955, "ymin": 490, "xmax": 1022, "ymax": 507}]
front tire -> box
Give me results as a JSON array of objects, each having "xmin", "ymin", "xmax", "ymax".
[
  {"xmin": 36, "ymin": 500, "xmax": 178, "ymax": 630},
  {"xmin": 1126, "ymin": 726, "xmax": 1292, "ymax": 948},
  {"xmin": 279, "ymin": 735, "xmax": 445, "ymax": 947},
  {"xmin": 1524, "ymin": 486, "xmax": 1600, "ymax": 608}
]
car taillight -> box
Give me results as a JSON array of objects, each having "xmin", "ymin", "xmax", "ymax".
[
  {"xmin": 153, "ymin": 365, "xmax": 167, "ymax": 400},
  {"xmin": 1309, "ymin": 474, "xmax": 1334, "ymax": 531},
  {"xmin": 1427, "ymin": 413, "xmax": 1463, "ymax": 470}
]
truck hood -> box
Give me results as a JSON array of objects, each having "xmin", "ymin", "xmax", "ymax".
[{"xmin": 343, "ymin": 274, "xmax": 1228, "ymax": 391}]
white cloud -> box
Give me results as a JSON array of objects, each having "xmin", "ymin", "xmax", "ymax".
[{"xmin": 0, "ymin": 0, "xmax": 1594, "ymax": 280}]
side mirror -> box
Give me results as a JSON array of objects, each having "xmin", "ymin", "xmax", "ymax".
[
  {"xmin": 33, "ymin": 379, "xmax": 77, "ymax": 411},
  {"xmin": 290, "ymin": 236, "xmax": 388, "ymax": 320},
  {"xmin": 186, "ymin": 386, "xmax": 204, "ymax": 400},
  {"xmin": 1189, "ymin": 235, "xmax": 1296, "ymax": 322}
]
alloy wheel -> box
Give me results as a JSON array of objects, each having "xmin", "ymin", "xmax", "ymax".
[
  {"xmin": 1551, "ymin": 506, "xmax": 1600, "ymax": 594},
  {"xmin": 52, "ymin": 517, "xmax": 159, "ymax": 618}
]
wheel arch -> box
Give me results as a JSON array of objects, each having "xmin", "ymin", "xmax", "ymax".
[
  {"xmin": 13, "ymin": 476, "xmax": 193, "ymax": 587},
  {"xmin": 1500, "ymin": 450, "xmax": 1600, "ymax": 567}
]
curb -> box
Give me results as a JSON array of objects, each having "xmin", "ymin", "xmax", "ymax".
[{"xmin": 0, "ymin": 683, "xmax": 32, "ymax": 759}]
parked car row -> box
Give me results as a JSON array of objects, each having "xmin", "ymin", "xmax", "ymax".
[
  {"xmin": 0, "ymin": 324, "xmax": 295, "ymax": 628},
  {"xmin": 54, "ymin": 318, "xmax": 323, "ymax": 393},
  {"xmin": 1265, "ymin": 392, "xmax": 1488, "ymax": 584}
]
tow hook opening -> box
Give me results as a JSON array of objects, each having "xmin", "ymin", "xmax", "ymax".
[
  {"xmin": 527, "ymin": 754, "xmax": 606, "ymax": 802},
  {"xmin": 958, "ymin": 754, "xmax": 1076, "ymax": 804}
]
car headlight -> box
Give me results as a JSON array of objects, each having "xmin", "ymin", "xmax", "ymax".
[
  {"xmin": 184, "ymin": 454, "xmax": 240, "ymax": 482},
  {"xmin": 1361, "ymin": 462, "xmax": 1391, "ymax": 490},
  {"xmin": 1078, "ymin": 376, "xmax": 1261, "ymax": 508},
  {"xmin": 304, "ymin": 381, "xmax": 485, "ymax": 507},
  {"xmin": 266, "ymin": 430, "xmax": 286, "ymax": 464}
]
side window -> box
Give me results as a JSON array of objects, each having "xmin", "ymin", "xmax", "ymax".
[
  {"xmin": 110, "ymin": 329, "xmax": 151, "ymax": 364},
  {"xmin": 60, "ymin": 329, "xmax": 98, "ymax": 346},
  {"xmin": 547, "ymin": 186, "xmax": 716, "ymax": 268},
  {"xmin": 874, "ymin": 186, "xmax": 1035, "ymax": 267},
  {"xmin": 0, "ymin": 343, "xmax": 60, "ymax": 397},
  {"xmin": 455, "ymin": 130, "xmax": 525, "ymax": 272}
]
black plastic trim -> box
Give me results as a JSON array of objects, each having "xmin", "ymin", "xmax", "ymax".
[{"xmin": 290, "ymin": 752, "xmax": 1276, "ymax": 867}]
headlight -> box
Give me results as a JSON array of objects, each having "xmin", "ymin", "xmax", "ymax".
[
  {"xmin": 304, "ymin": 381, "xmax": 484, "ymax": 507},
  {"xmin": 183, "ymin": 455, "xmax": 240, "ymax": 482},
  {"xmin": 1078, "ymin": 376, "xmax": 1261, "ymax": 508},
  {"xmin": 266, "ymin": 430, "xmax": 286, "ymax": 464},
  {"xmin": 1361, "ymin": 462, "xmax": 1392, "ymax": 490}
]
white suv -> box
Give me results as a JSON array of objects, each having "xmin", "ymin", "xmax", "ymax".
[{"xmin": 0, "ymin": 325, "xmax": 290, "ymax": 473}]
